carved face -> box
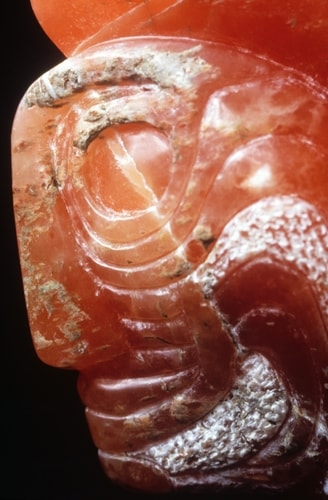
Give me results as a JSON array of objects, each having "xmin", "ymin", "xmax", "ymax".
[{"xmin": 12, "ymin": 38, "xmax": 328, "ymax": 493}]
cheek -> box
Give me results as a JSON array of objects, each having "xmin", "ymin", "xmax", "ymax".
[{"xmin": 12, "ymin": 35, "xmax": 328, "ymax": 495}]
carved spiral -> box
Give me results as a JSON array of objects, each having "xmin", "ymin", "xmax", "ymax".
[{"xmin": 12, "ymin": 37, "xmax": 328, "ymax": 494}]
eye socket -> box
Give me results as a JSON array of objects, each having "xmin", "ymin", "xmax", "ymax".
[{"xmin": 82, "ymin": 123, "xmax": 172, "ymax": 213}]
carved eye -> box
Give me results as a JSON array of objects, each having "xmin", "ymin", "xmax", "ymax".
[
  {"xmin": 83, "ymin": 123, "xmax": 172, "ymax": 212},
  {"xmin": 12, "ymin": 36, "xmax": 328, "ymax": 496}
]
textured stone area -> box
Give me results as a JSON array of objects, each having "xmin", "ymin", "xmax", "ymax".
[
  {"xmin": 198, "ymin": 196, "xmax": 328, "ymax": 319},
  {"xmin": 147, "ymin": 353, "xmax": 288, "ymax": 473},
  {"xmin": 12, "ymin": 32, "xmax": 328, "ymax": 494},
  {"xmin": 24, "ymin": 45, "xmax": 212, "ymax": 108}
]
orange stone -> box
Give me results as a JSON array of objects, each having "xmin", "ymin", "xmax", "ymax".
[
  {"xmin": 12, "ymin": 0, "xmax": 328, "ymax": 496},
  {"xmin": 30, "ymin": 0, "xmax": 328, "ymax": 86}
]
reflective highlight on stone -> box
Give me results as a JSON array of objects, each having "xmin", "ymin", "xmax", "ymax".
[{"xmin": 12, "ymin": 36, "xmax": 328, "ymax": 495}]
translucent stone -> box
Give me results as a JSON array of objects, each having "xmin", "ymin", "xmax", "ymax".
[{"xmin": 12, "ymin": 0, "xmax": 328, "ymax": 496}]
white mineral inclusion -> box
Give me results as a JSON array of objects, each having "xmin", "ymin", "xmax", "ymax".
[
  {"xmin": 25, "ymin": 45, "xmax": 212, "ymax": 108},
  {"xmin": 147, "ymin": 353, "xmax": 288, "ymax": 473}
]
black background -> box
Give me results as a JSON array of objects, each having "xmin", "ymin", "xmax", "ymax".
[{"xmin": 3, "ymin": 3, "xmax": 323, "ymax": 500}]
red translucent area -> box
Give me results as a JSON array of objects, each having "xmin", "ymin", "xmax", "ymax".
[
  {"xmin": 11, "ymin": 1, "xmax": 328, "ymax": 495},
  {"xmin": 84, "ymin": 124, "xmax": 171, "ymax": 212},
  {"xmin": 30, "ymin": 0, "xmax": 175, "ymax": 55},
  {"xmin": 31, "ymin": 0, "xmax": 328, "ymax": 85}
]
